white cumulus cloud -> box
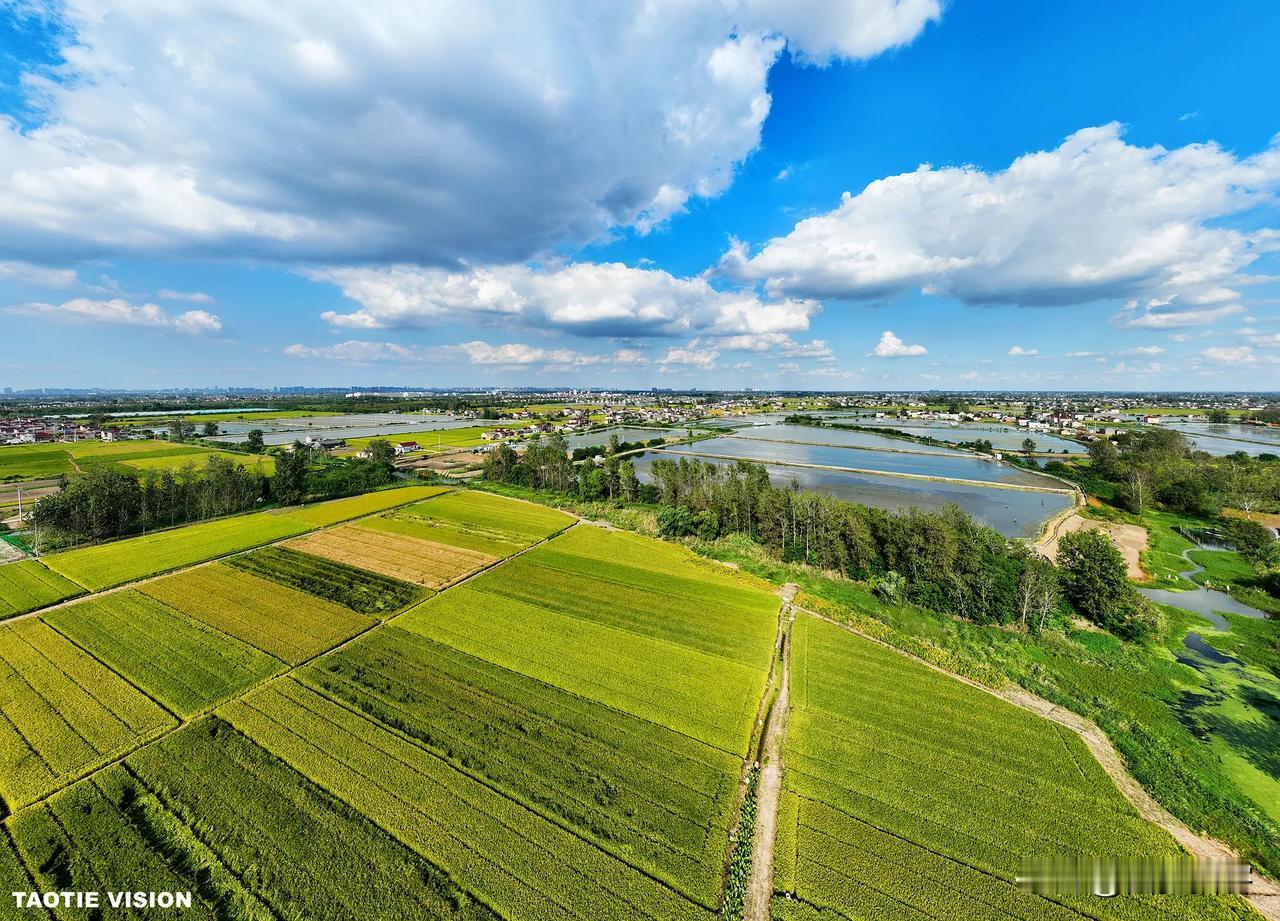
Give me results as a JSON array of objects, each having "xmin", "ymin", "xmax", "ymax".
[
  {"xmin": 7, "ymin": 297, "xmax": 223, "ymax": 334},
  {"xmin": 872, "ymin": 330, "xmax": 926, "ymax": 357},
  {"xmin": 721, "ymin": 124, "xmax": 1280, "ymax": 310},
  {"xmin": 1112, "ymin": 300, "xmax": 1246, "ymax": 329},
  {"xmin": 658, "ymin": 345, "xmax": 720, "ymax": 368},
  {"xmin": 1008, "ymin": 345, "xmax": 1038, "ymax": 356},
  {"xmin": 284, "ymin": 338, "xmax": 628, "ymax": 368},
  {"xmin": 313, "ymin": 262, "xmax": 819, "ymax": 339},
  {"xmin": 0, "ymin": 0, "xmax": 937, "ymax": 264}
]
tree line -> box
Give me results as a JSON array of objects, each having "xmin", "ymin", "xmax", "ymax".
[{"xmin": 27, "ymin": 439, "xmax": 402, "ymax": 549}]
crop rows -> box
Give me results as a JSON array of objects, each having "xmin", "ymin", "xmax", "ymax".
[
  {"xmin": 300, "ymin": 625, "xmax": 740, "ymax": 907},
  {"xmin": 0, "ymin": 560, "xmax": 83, "ymax": 620},
  {"xmin": 140, "ymin": 565, "xmax": 373, "ymax": 664},
  {"xmin": 226, "ymin": 545, "xmax": 425, "ymax": 616},
  {"xmin": 221, "ymin": 679, "xmax": 713, "ymax": 921},
  {"xmin": 777, "ymin": 616, "xmax": 1253, "ymax": 921},
  {"xmin": 289, "ymin": 524, "xmax": 495, "ymax": 588},
  {"xmin": 8, "ymin": 765, "xmax": 223, "ymax": 919},
  {"xmin": 487, "ymin": 552, "xmax": 775, "ymax": 667},
  {"xmin": 397, "ymin": 524, "xmax": 778, "ymax": 756},
  {"xmin": 393, "ymin": 489, "xmax": 574, "ymax": 553},
  {"xmin": 120, "ymin": 718, "xmax": 493, "ymax": 920},
  {"xmin": 43, "ymin": 514, "xmax": 310, "ymax": 591},
  {"xmin": 0, "ymin": 618, "xmax": 173, "ymax": 811},
  {"xmin": 272, "ymin": 485, "xmax": 450, "ymax": 528},
  {"xmin": 397, "ymin": 587, "xmax": 764, "ymax": 755},
  {"xmin": 44, "ymin": 590, "xmax": 283, "ymax": 717}
]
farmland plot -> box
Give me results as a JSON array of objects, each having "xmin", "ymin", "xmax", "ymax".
[
  {"xmin": 117, "ymin": 718, "xmax": 494, "ymax": 921},
  {"xmin": 0, "ymin": 619, "xmax": 173, "ymax": 811},
  {"xmin": 301, "ymin": 626, "xmax": 741, "ymax": 907},
  {"xmin": 226, "ymin": 545, "xmax": 425, "ymax": 616},
  {"xmin": 273, "ymin": 484, "xmax": 450, "ymax": 527},
  {"xmin": 43, "ymin": 513, "xmax": 309, "ymax": 591},
  {"xmin": 0, "ymin": 444, "xmax": 77, "ymax": 481},
  {"xmin": 8, "ymin": 765, "xmax": 222, "ymax": 919},
  {"xmin": 380, "ymin": 488, "xmax": 574, "ymax": 555},
  {"xmin": 222, "ymin": 679, "xmax": 712, "ymax": 921},
  {"xmin": 289, "ymin": 524, "xmax": 496, "ymax": 589},
  {"xmin": 44, "ymin": 590, "xmax": 283, "ymax": 716},
  {"xmin": 396, "ymin": 524, "xmax": 778, "ymax": 755},
  {"xmin": 0, "ymin": 560, "xmax": 82, "ymax": 620},
  {"xmin": 0, "ymin": 828, "xmax": 33, "ymax": 904},
  {"xmin": 140, "ymin": 565, "xmax": 372, "ymax": 664},
  {"xmin": 776, "ymin": 615, "xmax": 1253, "ymax": 921}
]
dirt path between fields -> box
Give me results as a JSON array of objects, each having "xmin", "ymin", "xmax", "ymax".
[
  {"xmin": 744, "ymin": 583, "xmax": 797, "ymax": 921},
  {"xmin": 794, "ymin": 604, "xmax": 1280, "ymax": 921},
  {"xmin": 1037, "ymin": 512, "xmax": 1149, "ymax": 581}
]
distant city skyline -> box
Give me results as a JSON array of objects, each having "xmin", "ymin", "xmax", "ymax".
[{"xmin": 1, "ymin": 1, "xmax": 1279, "ymax": 390}]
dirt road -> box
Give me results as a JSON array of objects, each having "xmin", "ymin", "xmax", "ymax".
[
  {"xmin": 744, "ymin": 584, "xmax": 796, "ymax": 921},
  {"xmin": 1038, "ymin": 512, "xmax": 1148, "ymax": 581}
]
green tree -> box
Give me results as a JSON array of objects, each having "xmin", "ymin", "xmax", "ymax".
[
  {"xmin": 1021, "ymin": 437, "xmax": 1037, "ymax": 455},
  {"xmin": 482, "ymin": 443, "xmax": 520, "ymax": 482},
  {"xmin": 273, "ymin": 444, "xmax": 310, "ymax": 505},
  {"xmin": 1057, "ymin": 529, "xmax": 1155, "ymax": 639},
  {"xmin": 365, "ymin": 438, "xmax": 396, "ymax": 467},
  {"xmin": 202, "ymin": 421, "xmax": 219, "ymax": 438},
  {"xmin": 246, "ymin": 429, "xmax": 265, "ymax": 453}
]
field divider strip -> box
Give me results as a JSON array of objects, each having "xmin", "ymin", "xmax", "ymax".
[{"xmin": 2, "ymin": 511, "xmax": 581, "ymax": 824}]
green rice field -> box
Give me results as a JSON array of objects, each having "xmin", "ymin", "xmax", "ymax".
[
  {"xmin": 0, "ymin": 560, "xmax": 83, "ymax": 620},
  {"xmin": 774, "ymin": 614, "xmax": 1254, "ymax": 921},
  {"xmin": 0, "ymin": 489, "xmax": 1255, "ymax": 920}
]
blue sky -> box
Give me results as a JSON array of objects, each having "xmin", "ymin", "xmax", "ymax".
[{"xmin": 1, "ymin": 0, "xmax": 1279, "ymax": 390}]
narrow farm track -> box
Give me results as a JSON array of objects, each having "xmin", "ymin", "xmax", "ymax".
[
  {"xmin": 794, "ymin": 603, "xmax": 1280, "ymax": 921},
  {"xmin": 743, "ymin": 583, "xmax": 797, "ymax": 921},
  {"xmin": 2, "ymin": 492, "xmax": 581, "ymax": 820}
]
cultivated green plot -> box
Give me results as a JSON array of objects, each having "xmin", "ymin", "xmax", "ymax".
[
  {"xmin": 0, "ymin": 619, "xmax": 174, "ymax": 812},
  {"xmin": 222, "ymin": 680, "xmax": 712, "ymax": 921},
  {"xmin": 42, "ymin": 513, "xmax": 310, "ymax": 591},
  {"xmin": 226, "ymin": 545, "xmax": 426, "ymax": 616},
  {"xmin": 44, "ymin": 590, "xmax": 283, "ymax": 716},
  {"xmin": 122, "ymin": 718, "xmax": 494, "ymax": 921},
  {"xmin": 273, "ymin": 485, "xmax": 450, "ymax": 528},
  {"xmin": 140, "ymin": 565, "xmax": 372, "ymax": 664},
  {"xmin": 382, "ymin": 488, "xmax": 574, "ymax": 554},
  {"xmin": 396, "ymin": 523, "xmax": 778, "ymax": 755},
  {"xmin": 0, "ymin": 444, "xmax": 76, "ymax": 481},
  {"xmin": 397, "ymin": 588, "xmax": 765, "ymax": 755},
  {"xmin": 301, "ymin": 626, "xmax": 741, "ymax": 908},
  {"xmin": 8, "ymin": 765, "xmax": 223, "ymax": 920},
  {"xmin": 776, "ymin": 615, "xmax": 1255, "ymax": 921},
  {"xmin": 0, "ymin": 829, "xmax": 34, "ymax": 907},
  {"xmin": 0, "ymin": 560, "xmax": 83, "ymax": 620},
  {"xmin": 489, "ymin": 551, "xmax": 776, "ymax": 666}
]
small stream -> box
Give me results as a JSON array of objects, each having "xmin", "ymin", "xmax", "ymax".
[{"xmin": 1137, "ymin": 536, "xmax": 1267, "ymax": 669}]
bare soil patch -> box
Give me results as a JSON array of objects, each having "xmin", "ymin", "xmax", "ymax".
[{"xmin": 1038, "ymin": 512, "xmax": 1148, "ymax": 580}]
